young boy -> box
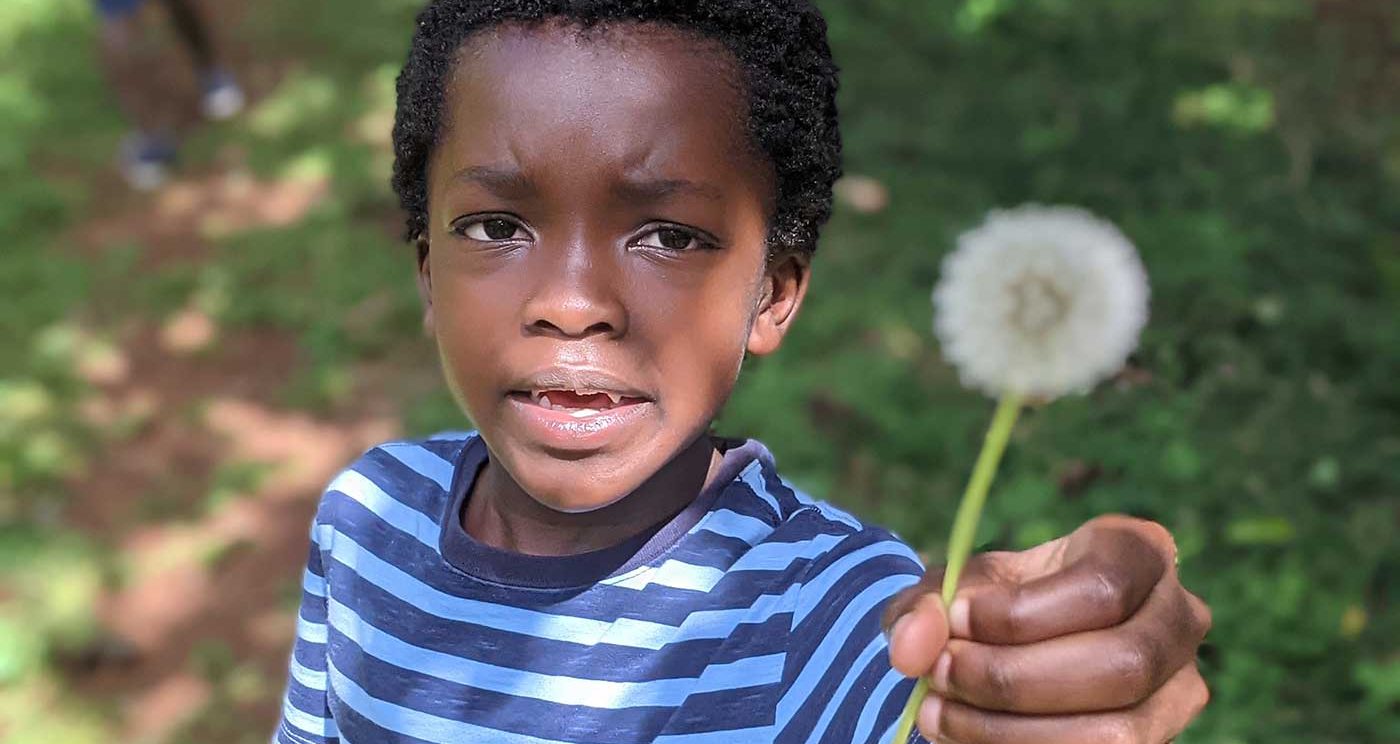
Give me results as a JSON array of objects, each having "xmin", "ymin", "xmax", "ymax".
[
  {"xmin": 274, "ymin": 2, "xmax": 1212, "ymax": 742},
  {"xmin": 95, "ymin": 0, "xmax": 245, "ymax": 189}
]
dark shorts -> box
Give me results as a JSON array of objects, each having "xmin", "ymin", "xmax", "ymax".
[{"xmin": 96, "ymin": 0, "xmax": 146, "ymax": 20}]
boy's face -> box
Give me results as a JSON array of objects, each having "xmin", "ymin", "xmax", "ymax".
[{"xmin": 420, "ymin": 22, "xmax": 807, "ymax": 512}]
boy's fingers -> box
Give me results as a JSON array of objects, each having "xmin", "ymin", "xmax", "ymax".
[
  {"xmin": 956, "ymin": 520, "xmax": 1170, "ymax": 643},
  {"xmin": 922, "ymin": 661, "xmax": 1210, "ymax": 744},
  {"xmin": 886, "ymin": 590, "xmax": 951, "ymax": 678},
  {"xmin": 932, "ymin": 577, "xmax": 1207, "ymax": 713}
]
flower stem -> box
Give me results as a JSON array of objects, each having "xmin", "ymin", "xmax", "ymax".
[{"xmin": 889, "ymin": 393, "xmax": 1023, "ymax": 743}]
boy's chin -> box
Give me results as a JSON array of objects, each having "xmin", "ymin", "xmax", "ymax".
[
  {"xmin": 529, "ymin": 489, "xmax": 631, "ymax": 515},
  {"xmin": 506, "ymin": 450, "xmax": 658, "ymax": 514},
  {"xmin": 519, "ymin": 471, "xmax": 642, "ymax": 515}
]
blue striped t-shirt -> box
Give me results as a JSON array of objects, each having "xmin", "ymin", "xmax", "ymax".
[{"xmin": 274, "ymin": 433, "xmax": 928, "ymax": 743}]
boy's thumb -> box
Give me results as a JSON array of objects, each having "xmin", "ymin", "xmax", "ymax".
[{"xmin": 884, "ymin": 590, "xmax": 951, "ymax": 679}]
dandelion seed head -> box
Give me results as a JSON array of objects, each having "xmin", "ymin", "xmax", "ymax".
[{"xmin": 933, "ymin": 205, "xmax": 1150, "ymax": 400}]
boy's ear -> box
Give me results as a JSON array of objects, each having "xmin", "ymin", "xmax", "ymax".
[
  {"xmin": 746, "ymin": 250, "xmax": 811, "ymax": 357},
  {"xmin": 415, "ymin": 236, "xmax": 435, "ymax": 335}
]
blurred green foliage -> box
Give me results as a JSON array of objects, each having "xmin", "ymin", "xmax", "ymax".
[
  {"xmin": 0, "ymin": 0, "xmax": 1395, "ymax": 742},
  {"xmin": 726, "ymin": 2, "xmax": 1399, "ymax": 741}
]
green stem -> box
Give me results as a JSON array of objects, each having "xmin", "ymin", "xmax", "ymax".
[{"xmin": 889, "ymin": 393, "xmax": 1023, "ymax": 743}]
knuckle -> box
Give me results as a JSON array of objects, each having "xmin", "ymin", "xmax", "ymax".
[
  {"xmin": 1187, "ymin": 590, "xmax": 1214, "ymax": 635},
  {"xmin": 1088, "ymin": 565, "xmax": 1132, "ymax": 621},
  {"xmin": 1001, "ymin": 585, "xmax": 1030, "ymax": 640},
  {"xmin": 1138, "ymin": 519, "xmax": 1175, "ymax": 549},
  {"xmin": 1190, "ymin": 665, "xmax": 1212, "ymax": 715},
  {"xmin": 1109, "ymin": 639, "xmax": 1158, "ymax": 702},
  {"xmin": 1097, "ymin": 717, "xmax": 1144, "ymax": 744},
  {"xmin": 981, "ymin": 655, "xmax": 1022, "ymax": 708},
  {"xmin": 955, "ymin": 709, "xmax": 1009, "ymax": 744},
  {"xmin": 1106, "ymin": 516, "xmax": 1176, "ymax": 562}
]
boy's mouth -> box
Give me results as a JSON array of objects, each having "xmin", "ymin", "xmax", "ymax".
[{"xmin": 509, "ymin": 388, "xmax": 649, "ymax": 418}]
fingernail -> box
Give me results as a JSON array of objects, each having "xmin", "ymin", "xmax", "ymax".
[
  {"xmin": 931, "ymin": 651, "xmax": 952, "ymax": 693},
  {"xmin": 918, "ymin": 694, "xmax": 943, "ymax": 739},
  {"xmin": 950, "ymin": 596, "xmax": 971, "ymax": 638}
]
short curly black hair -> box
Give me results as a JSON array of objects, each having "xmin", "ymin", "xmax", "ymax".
[{"xmin": 392, "ymin": 0, "xmax": 842, "ymax": 256}]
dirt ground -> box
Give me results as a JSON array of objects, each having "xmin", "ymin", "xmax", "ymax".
[{"xmin": 51, "ymin": 5, "xmax": 418, "ymax": 740}]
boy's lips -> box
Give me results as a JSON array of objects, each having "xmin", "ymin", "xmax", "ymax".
[{"xmin": 503, "ymin": 368, "xmax": 656, "ymax": 452}]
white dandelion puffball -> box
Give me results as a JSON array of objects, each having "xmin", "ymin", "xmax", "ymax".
[{"xmin": 933, "ymin": 205, "xmax": 1150, "ymax": 400}]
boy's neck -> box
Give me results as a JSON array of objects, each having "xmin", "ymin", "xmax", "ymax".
[{"xmin": 463, "ymin": 435, "xmax": 724, "ymax": 557}]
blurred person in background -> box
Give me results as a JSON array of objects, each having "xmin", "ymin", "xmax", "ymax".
[{"xmin": 95, "ymin": 0, "xmax": 245, "ymax": 189}]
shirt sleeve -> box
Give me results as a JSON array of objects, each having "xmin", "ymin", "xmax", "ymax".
[
  {"xmin": 272, "ymin": 518, "xmax": 341, "ymax": 744},
  {"xmin": 774, "ymin": 524, "xmax": 932, "ymax": 744}
]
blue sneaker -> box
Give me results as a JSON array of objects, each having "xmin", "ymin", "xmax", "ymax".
[
  {"xmin": 200, "ymin": 68, "xmax": 245, "ymax": 121},
  {"xmin": 118, "ymin": 132, "xmax": 177, "ymax": 191}
]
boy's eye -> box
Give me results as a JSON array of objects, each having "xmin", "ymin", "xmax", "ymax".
[
  {"xmin": 456, "ymin": 217, "xmax": 525, "ymax": 241},
  {"xmin": 635, "ymin": 227, "xmax": 706, "ymax": 252}
]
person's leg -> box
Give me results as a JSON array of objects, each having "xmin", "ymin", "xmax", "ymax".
[
  {"xmin": 159, "ymin": 0, "xmax": 244, "ymax": 120},
  {"xmin": 95, "ymin": 0, "xmax": 178, "ymax": 189},
  {"xmin": 96, "ymin": 1, "xmax": 160, "ymax": 133},
  {"xmin": 159, "ymin": 0, "xmax": 214, "ymax": 71}
]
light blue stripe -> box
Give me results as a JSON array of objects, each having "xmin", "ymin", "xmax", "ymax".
[
  {"xmin": 281, "ymin": 696, "xmax": 340, "ymax": 741},
  {"xmin": 802, "ymin": 634, "xmax": 887, "ymax": 744},
  {"xmin": 730, "ymin": 532, "xmax": 848, "ymax": 573},
  {"xmin": 427, "ymin": 430, "xmax": 475, "ymax": 442},
  {"xmin": 327, "ymin": 469, "xmax": 443, "ymax": 548},
  {"xmin": 290, "ymin": 655, "xmax": 327, "ymax": 691},
  {"xmin": 610, "ymin": 558, "xmax": 726, "ymax": 592},
  {"xmin": 278, "ymin": 720, "xmax": 323, "ymax": 744},
  {"xmin": 325, "ymin": 531, "xmax": 812, "ymax": 650},
  {"xmin": 326, "ymin": 659, "xmax": 567, "ymax": 744},
  {"xmin": 853, "ymin": 667, "xmax": 912, "ymax": 744},
  {"xmin": 329, "ymin": 597, "xmax": 783, "ymax": 709},
  {"xmin": 794, "ymin": 542, "xmax": 921, "ymax": 626},
  {"xmin": 298, "ymin": 615, "xmax": 328, "ymax": 645},
  {"xmin": 652, "ymin": 725, "xmax": 777, "ymax": 742},
  {"xmin": 739, "ymin": 463, "xmax": 782, "ymax": 519},
  {"xmin": 379, "ymin": 443, "xmax": 456, "ymax": 491},
  {"xmin": 303, "ymin": 569, "xmax": 327, "ymax": 597},
  {"xmin": 777, "ymin": 574, "xmax": 917, "ymax": 730},
  {"xmin": 691, "ymin": 508, "xmax": 775, "ymax": 544},
  {"xmin": 596, "ymin": 533, "xmax": 847, "ymax": 592}
]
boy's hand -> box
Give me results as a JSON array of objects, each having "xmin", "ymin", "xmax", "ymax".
[{"xmin": 881, "ymin": 515, "xmax": 1212, "ymax": 744}]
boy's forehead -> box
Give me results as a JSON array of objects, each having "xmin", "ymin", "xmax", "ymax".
[
  {"xmin": 435, "ymin": 22, "xmax": 757, "ymax": 176},
  {"xmin": 453, "ymin": 20, "xmax": 741, "ymax": 88}
]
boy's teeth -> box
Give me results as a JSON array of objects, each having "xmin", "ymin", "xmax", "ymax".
[{"xmin": 527, "ymin": 389, "xmax": 635, "ymax": 413}]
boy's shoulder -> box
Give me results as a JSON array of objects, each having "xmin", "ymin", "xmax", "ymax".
[
  {"xmin": 309, "ymin": 431, "xmax": 476, "ymax": 530},
  {"xmin": 724, "ymin": 446, "xmax": 924, "ymax": 578}
]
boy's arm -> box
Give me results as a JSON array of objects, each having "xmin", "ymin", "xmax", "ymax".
[
  {"xmin": 272, "ymin": 521, "xmax": 340, "ymax": 744},
  {"xmin": 774, "ymin": 526, "xmax": 931, "ymax": 744}
]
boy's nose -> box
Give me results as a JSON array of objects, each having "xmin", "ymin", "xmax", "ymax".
[{"xmin": 521, "ymin": 241, "xmax": 628, "ymax": 340}]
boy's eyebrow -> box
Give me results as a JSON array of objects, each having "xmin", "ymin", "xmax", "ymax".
[
  {"xmin": 614, "ymin": 176, "xmax": 724, "ymax": 203},
  {"xmin": 451, "ymin": 165, "xmax": 536, "ymax": 198},
  {"xmin": 451, "ymin": 165, "xmax": 723, "ymax": 203}
]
